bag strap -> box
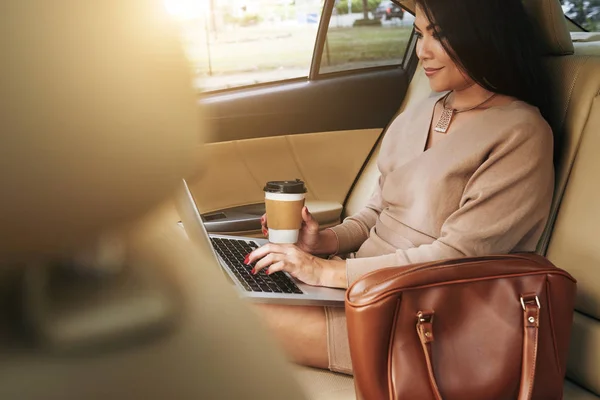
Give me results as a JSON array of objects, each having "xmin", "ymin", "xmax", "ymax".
[
  {"xmin": 416, "ymin": 310, "xmax": 443, "ymax": 400},
  {"xmin": 519, "ymin": 293, "xmax": 541, "ymax": 400},
  {"xmin": 415, "ymin": 293, "xmax": 541, "ymax": 400}
]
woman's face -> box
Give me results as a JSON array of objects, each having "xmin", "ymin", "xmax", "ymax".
[{"xmin": 414, "ymin": 5, "xmax": 472, "ymax": 93}]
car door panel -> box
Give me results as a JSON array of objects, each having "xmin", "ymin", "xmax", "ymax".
[
  {"xmin": 189, "ymin": 127, "xmax": 381, "ymax": 234},
  {"xmin": 199, "ymin": 200, "xmax": 344, "ymax": 238},
  {"xmin": 203, "ymin": 68, "xmax": 408, "ymax": 142}
]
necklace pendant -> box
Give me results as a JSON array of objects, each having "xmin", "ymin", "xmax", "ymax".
[{"xmin": 434, "ymin": 107, "xmax": 454, "ymax": 133}]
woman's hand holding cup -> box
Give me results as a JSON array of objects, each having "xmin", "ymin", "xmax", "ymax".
[
  {"xmin": 253, "ymin": 179, "xmax": 343, "ymax": 287},
  {"xmin": 261, "ymin": 206, "xmax": 321, "ymax": 254}
]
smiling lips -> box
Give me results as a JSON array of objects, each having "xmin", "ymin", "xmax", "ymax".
[{"xmin": 424, "ymin": 67, "xmax": 444, "ymax": 77}]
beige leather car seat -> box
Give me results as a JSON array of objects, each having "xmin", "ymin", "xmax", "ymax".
[
  {"xmin": 571, "ymin": 32, "xmax": 600, "ymax": 56},
  {"xmin": 0, "ymin": 1, "xmax": 307, "ymax": 399},
  {"xmin": 545, "ymin": 38, "xmax": 600, "ymax": 400},
  {"xmin": 302, "ymin": 0, "xmax": 600, "ymax": 399}
]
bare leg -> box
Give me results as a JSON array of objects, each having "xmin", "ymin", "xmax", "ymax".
[{"xmin": 253, "ymin": 304, "xmax": 329, "ymax": 369}]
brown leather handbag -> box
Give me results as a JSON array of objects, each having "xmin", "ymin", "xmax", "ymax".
[{"xmin": 345, "ymin": 253, "xmax": 576, "ymax": 400}]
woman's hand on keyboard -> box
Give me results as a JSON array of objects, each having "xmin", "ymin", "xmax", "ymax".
[{"xmin": 246, "ymin": 244, "xmax": 347, "ymax": 289}]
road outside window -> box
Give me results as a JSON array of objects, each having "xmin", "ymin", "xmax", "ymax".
[{"xmin": 165, "ymin": 0, "xmax": 322, "ymax": 92}]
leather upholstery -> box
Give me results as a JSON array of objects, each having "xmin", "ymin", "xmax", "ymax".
[
  {"xmin": 189, "ymin": 128, "xmax": 380, "ymax": 221},
  {"xmin": 294, "ymin": 366, "xmax": 356, "ymax": 400},
  {"xmin": 564, "ymin": 381, "xmax": 600, "ymax": 400},
  {"xmin": 536, "ymin": 56, "xmax": 600, "ymax": 253},
  {"xmin": 539, "ymin": 19, "xmax": 600, "ymax": 400},
  {"xmin": 566, "ymin": 313, "xmax": 600, "ymax": 394},
  {"xmin": 522, "ymin": 0, "xmax": 575, "ymax": 55},
  {"xmin": 571, "ymin": 33, "xmax": 600, "ymax": 57},
  {"xmin": 571, "ymin": 33, "xmax": 600, "ymax": 43},
  {"xmin": 545, "ymin": 88, "xmax": 600, "ymax": 396},
  {"xmin": 345, "ymin": 254, "xmax": 576, "ymax": 399}
]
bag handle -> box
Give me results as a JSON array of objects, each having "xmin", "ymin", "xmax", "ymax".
[{"xmin": 416, "ymin": 293, "xmax": 541, "ymax": 400}]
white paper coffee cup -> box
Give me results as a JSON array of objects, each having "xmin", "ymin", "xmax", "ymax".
[{"xmin": 264, "ymin": 180, "xmax": 307, "ymax": 244}]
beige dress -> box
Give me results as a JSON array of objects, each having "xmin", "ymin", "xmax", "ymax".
[{"xmin": 324, "ymin": 92, "xmax": 555, "ymax": 375}]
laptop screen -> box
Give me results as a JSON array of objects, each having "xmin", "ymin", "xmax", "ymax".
[{"xmin": 175, "ymin": 179, "xmax": 219, "ymax": 260}]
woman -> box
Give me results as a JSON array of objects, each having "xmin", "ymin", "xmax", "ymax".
[{"xmin": 247, "ymin": 0, "xmax": 554, "ymax": 375}]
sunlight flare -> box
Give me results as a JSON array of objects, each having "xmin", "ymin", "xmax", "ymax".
[{"xmin": 164, "ymin": 0, "xmax": 208, "ymax": 20}]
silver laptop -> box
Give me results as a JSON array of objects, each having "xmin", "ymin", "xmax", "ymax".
[{"xmin": 176, "ymin": 180, "xmax": 346, "ymax": 306}]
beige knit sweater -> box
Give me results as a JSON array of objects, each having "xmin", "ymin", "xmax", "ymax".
[{"xmin": 329, "ymin": 92, "xmax": 554, "ymax": 286}]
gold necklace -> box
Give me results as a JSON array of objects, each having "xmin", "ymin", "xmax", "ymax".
[{"xmin": 433, "ymin": 91, "xmax": 497, "ymax": 133}]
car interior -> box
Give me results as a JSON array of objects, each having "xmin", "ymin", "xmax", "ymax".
[{"xmin": 1, "ymin": 0, "xmax": 599, "ymax": 399}]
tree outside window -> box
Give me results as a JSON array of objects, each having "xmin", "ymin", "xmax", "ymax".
[{"xmin": 561, "ymin": 0, "xmax": 600, "ymax": 31}]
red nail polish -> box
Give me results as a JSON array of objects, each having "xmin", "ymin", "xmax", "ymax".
[
  {"xmin": 244, "ymin": 255, "xmax": 250, "ymax": 264},
  {"xmin": 265, "ymin": 268, "xmax": 270, "ymax": 275},
  {"xmin": 262, "ymin": 229, "xmax": 268, "ymax": 236},
  {"xmin": 251, "ymin": 268, "xmax": 256, "ymax": 274}
]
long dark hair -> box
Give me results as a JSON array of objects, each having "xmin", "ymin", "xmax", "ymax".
[{"xmin": 415, "ymin": 0, "xmax": 552, "ymax": 124}]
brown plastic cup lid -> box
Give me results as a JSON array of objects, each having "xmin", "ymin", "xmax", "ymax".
[{"xmin": 263, "ymin": 179, "xmax": 307, "ymax": 194}]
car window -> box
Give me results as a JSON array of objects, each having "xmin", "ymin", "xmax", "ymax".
[
  {"xmin": 561, "ymin": 1, "xmax": 599, "ymax": 31},
  {"xmin": 319, "ymin": 1, "xmax": 412, "ymax": 74},
  {"xmin": 565, "ymin": 17, "xmax": 586, "ymax": 32},
  {"xmin": 165, "ymin": 0, "xmax": 323, "ymax": 92}
]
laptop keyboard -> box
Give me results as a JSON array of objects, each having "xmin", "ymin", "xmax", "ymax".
[{"xmin": 210, "ymin": 237, "xmax": 303, "ymax": 295}]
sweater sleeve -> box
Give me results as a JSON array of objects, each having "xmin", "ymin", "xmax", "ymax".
[
  {"xmin": 345, "ymin": 122, "xmax": 555, "ymax": 285},
  {"xmin": 327, "ymin": 174, "xmax": 385, "ymax": 255}
]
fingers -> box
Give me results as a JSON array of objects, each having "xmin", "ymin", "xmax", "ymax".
[
  {"xmin": 264, "ymin": 261, "xmax": 286, "ymax": 275},
  {"xmin": 260, "ymin": 214, "xmax": 268, "ymax": 236},
  {"xmin": 247, "ymin": 243, "xmax": 293, "ymax": 265},
  {"xmin": 301, "ymin": 206, "xmax": 311, "ymax": 222},
  {"xmin": 252, "ymin": 253, "xmax": 284, "ymax": 274},
  {"xmin": 301, "ymin": 206, "xmax": 319, "ymax": 233}
]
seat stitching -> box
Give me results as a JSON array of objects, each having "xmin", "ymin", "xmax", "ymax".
[
  {"xmin": 234, "ymin": 140, "xmax": 269, "ymax": 194},
  {"xmin": 545, "ymin": 278, "xmax": 563, "ymax": 376},
  {"xmin": 285, "ymin": 135, "xmax": 318, "ymax": 200},
  {"xmin": 548, "ymin": 1, "xmax": 566, "ymax": 53},
  {"xmin": 538, "ymin": 56, "xmax": 590, "ymax": 254},
  {"xmin": 558, "ymin": 57, "xmax": 589, "ymax": 132}
]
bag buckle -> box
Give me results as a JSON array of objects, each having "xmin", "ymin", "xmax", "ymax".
[
  {"xmin": 417, "ymin": 310, "xmax": 434, "ymax": 324},
  {"xmin": 416, "ymin": 310, "xmax": 435, "ymax": 343},
  {"xmin": 520, "ymin": 294, "xmax": 540, "ymax": 311}
]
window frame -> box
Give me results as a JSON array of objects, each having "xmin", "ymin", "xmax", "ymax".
[
  {"xmin": 309, "ymin": 0, "xmax": 414, "ymax": 80},
  {"xmin": 564, "ymin": 15, "xmax": 588, "ymax": 32}
]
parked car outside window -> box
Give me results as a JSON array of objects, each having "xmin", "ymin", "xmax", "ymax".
[{"xmin": 373, "ymin": 0, "xmax": 404, "ymax": 20}]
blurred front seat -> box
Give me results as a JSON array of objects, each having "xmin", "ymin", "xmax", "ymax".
[{"xmin": 0, "ymin": 1, "xmax": 306, "ymax": 399}]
